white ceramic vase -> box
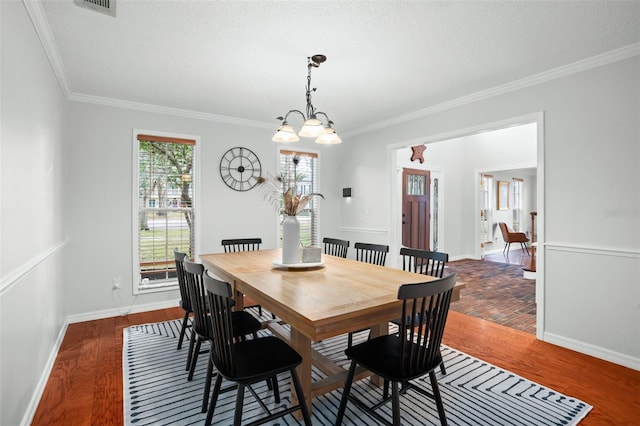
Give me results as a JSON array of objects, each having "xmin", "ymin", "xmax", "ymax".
[{"xmin": 282, "ymin": 215, "xmax": 301, "ymax": 264}]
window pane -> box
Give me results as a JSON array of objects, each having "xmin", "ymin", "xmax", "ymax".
[
  {"xmin": 278, "ymin": 151, "xmax": 319, "ymax": 247},
  {"xmin": 137, "ymin": 138, "xmax": 195, "ymax": 285},
  {"xmin": 406, "ymin": 174, "xmax": 426, "ymax": 195}
]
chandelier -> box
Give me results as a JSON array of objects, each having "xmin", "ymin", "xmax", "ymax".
[{"xmin": 272, "ymin": 54, "xmax": 342, "ymax": 144}]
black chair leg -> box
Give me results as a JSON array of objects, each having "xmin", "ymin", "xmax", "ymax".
[
  {"xmin": 272, "ymin": 376, "xmax": 280, "ymax": 403},
  {"xmin": 336, "ymin": 361, "xmax": 357, "ymax": 425},
  {"xmin": 202, "ymin": 354, "xmax": 214, "ymax": 413},
  {"xmin": 205, "ymin": 374, "xmax": 223, "ymax": 426},
  {"xmin": 429, "ymin": 370, "xmax": 448, "ymax": 426},
  {"xmin": 347, "ymin": 332, "xmax": 353, "ymax": 348},
  {"xmin": 186, "ymin": 331, "xmax": 196, "ymax": 371},
  {"xmin": 290, "ymin": 369, "xmax": 313, "ymax": 426},
  {"xmin": 177, "ymin": 311, "xmax": 189, "ymax": 350},
  {"xmin": 391, "ymin": 381, "xmax": 401, "ymax": 426},
  {"xmin": 234, "ymin": 384, "xmax": 245, "ymax": 426},
  {"xmin": 522, "ymin": 242, "xmax": 530, "ymax": 255},
  {"xmin": 438, "ymin": 348, "xmax": 447, "ymax": 375},
  {"xmin": 188, "ymin": 339, "xmax": 201, "ymax": 381}
]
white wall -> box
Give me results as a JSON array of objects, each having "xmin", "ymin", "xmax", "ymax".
[
  {"xmin": 337, "ymin": 55, "xmax": 640, "ymax": 369},
  {"xmin": 63, "ymin": 103, "xmax": 344, "ymax": 317},
  {"xmin": 1, "ymin": 2, "xmax": 68, "ymax": 425}
]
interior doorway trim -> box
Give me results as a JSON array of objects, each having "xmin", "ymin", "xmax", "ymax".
[{"xmin": 387, "ymin": 111, "xmax": 545, "ymax": 340}]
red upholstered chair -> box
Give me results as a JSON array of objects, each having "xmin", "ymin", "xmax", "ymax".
[{"xmin": 498, "ymin": 222, "xmax": 530, "ymax": 255}]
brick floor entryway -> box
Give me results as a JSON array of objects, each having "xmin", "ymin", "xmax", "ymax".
[{"xmin": 446, "ymin": 248, "xmax": 536, "ymax": 334}]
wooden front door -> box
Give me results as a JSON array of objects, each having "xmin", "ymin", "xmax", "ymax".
[{"xmin": 402, "ymin": 168, "xmax": 431, "ymax": 250}]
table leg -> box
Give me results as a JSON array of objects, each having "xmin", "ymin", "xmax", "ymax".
[
  {"xmin": 290, "ymin": 327, "xmax": 313, "ymax": 417},
  {"xmin": 369, "ymin": 322, "xmax": 388, "ymax": 339},
  {"xmin": 367, "ymin": 322, "xmax": 389, "ymax": 386},
  {"xmin": 232, "ymin": 279, "xmax": 244, "ymax": 310}
]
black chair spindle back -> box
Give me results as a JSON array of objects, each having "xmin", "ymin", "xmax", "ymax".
[
  {"xmin": 322, "ymin": 237, "xmax": 349, "ymax": 258},
  {"xmin": 354, "ymin": 242, "xmax": 389, "ymax": 266},
  {"xmin": 204, "ymin": 274, "xmax": 236, "ymax": 377},
  {"xmin": 221, "ymin": 238, "xmax": 262, "ymax": 253},
  {"xmin": 183, "ymin": 259, "xmax": 212, "ymax": 342},
  {"xmin": 400, "ymin": 247, "xmax": 449, "ymax": 278},
  {"xmin": 398, "ymin": 275, "xmax": 455, "ymax": 375}
]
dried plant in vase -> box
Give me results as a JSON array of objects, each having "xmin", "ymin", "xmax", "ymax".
[{"xmin": 256, "ymin": 156, "xmax": 324, "ymax": 216}]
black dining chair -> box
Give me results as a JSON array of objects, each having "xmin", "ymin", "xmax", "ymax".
[
  {"xmin": 221, "ymin": 238, "xmax": 274, "ymax": 318},
  {"xmin": 336, "ymin": 274, "xmax": 457, "ymax": 426},
  {"xmin": 182, "ymin": 259, "xmax": 263, "ymax": 412},
  {"xmin": 173, "ymin": 248, "xmax": 192, "ymax": 352},
  {"xmin": 354, "ymin": 242, "xmax": 389, "ymax": 266},
  {"xmin": 348, "ymin": 242, "xmax": 390, "ymax": 347},
  {"xmin": 322, "ymin": 237, "xmax": 349, "ymax": 258},
  {"xmin": 221, "ymin": 237, "xmax": 262, "ymax": 253},
  {"xmin": 203, "ymin": 274, "xmax": 312, "ymax": 426},
  {"xmin": 392, "ymin": 247, "xmax": 450, "ymax": 375},
  {"xmin": 400, "ymin": 247, "xmax": 448, "ymax": 278}
]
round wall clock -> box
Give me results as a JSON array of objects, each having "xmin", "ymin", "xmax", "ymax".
[{"xmin": 219, "ymin": 147, "xmax": 262, "ymax": 191}]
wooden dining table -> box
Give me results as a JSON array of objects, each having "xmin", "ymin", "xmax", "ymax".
[{"xmin": 199, "ymin": 248, "xmax": 464, "ymax": 415}]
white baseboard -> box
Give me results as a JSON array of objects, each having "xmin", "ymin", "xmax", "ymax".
[
  {"xmin": 20, "ymin": 321, "xmax": 69, "ymax": 426},
  {"xmin": 66, "ymin": 299, "xmax": 180, "ymax": 324},
  {"xmin": 543, "ymin": 332, "xmax": 640, "ymax": 371},
  {"xmin": 23, "ymin": 299, "xmax": 182, "ymax": 424}
]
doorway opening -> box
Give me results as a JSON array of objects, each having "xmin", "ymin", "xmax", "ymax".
[{"xmin": 388, "ymin": 113, "xmax": 543, "ymax": 337}]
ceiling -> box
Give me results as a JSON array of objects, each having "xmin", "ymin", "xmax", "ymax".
[{"xmin": 36, "ymin": 0, "xmax": 640, "ymax": 135}]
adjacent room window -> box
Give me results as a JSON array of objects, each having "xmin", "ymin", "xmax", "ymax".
[
  {"xmin": 133, "ymin": 131, "xmax": 198, "ymax": 293},
  {"xmin": 480, "ymin": 174, "xmax": 493, "ymax": 243},
  {"xmin": 278, "ymin": 149, "xmax": 320, "ymax": 247},
  {"xmin": 512, "ymin": 178, "xmax": 524, "ymax": 231}
]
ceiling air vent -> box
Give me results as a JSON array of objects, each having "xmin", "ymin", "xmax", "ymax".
[{"xmin": 74, "ymin": 0, "xmax": 116, "ymax": 17}]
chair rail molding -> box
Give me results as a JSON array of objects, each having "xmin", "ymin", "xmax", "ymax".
[
  {"xmin": 544, "ymin": 242, "xmax": 640, "ymax": 258},
  {"xmin": 0, "ymin": 239, "xmax": 68, "ymax": 296},
  {"xmin": 338, "ymin": 226, "xmax": 388, "ymax": 235}
]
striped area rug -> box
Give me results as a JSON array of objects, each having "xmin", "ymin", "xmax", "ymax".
[{"xmin": 123, "ymin": 315, "xmax": 592, "ymax": 425}]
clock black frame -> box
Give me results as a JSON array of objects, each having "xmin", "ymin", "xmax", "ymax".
[{"xmin": 219, "ymin": 147, "xmax": 262, "ymax": 192}]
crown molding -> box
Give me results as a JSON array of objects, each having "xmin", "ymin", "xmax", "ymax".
[
  {"xmin": 24, "ymin": 0, "xmax": 274, "ymax": 129},
  {"xmin": 25, "ymin": 0, "xmax": 639, "ymax": 135},
  {"xmin": 345, "ymin": 42, "xmax": 640, "ymax": 137},
  {"xmin": 68, "ymin": 92, "xmax": 274, "ymax": 129},
  {"xmin": 23, "ymin": 0, "xmax": 71, "ymax": 98}
]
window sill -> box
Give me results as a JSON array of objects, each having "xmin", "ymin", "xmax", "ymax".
[{"xmin": 135, "ymin": 281, "xmax": 179, "ymax": 295}]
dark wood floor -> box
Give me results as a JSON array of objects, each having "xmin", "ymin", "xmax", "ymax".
[{"xmin": 32, "ymin": 307, "xmax": 639, "ymax": 425}]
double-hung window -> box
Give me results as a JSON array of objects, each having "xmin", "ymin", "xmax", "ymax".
[
  {"xmin": 278, "ymin": 149, "xmax": 320, "ymax": 246},
  {"xmin": 133, "ymin": 131, "xmax": 199, "ymax": 293}
]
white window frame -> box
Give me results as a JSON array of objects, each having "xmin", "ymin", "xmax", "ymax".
[
  {"xmin": 480, "ymin": 174, "xmax": 494, "ymax": 243},
  {"xmin": 131, "ymin": 129, "xmax": 201, "ymax": 294},
  {"xmin": 512, "ymin": 178, "xmax": 524, "ymax": 232}
]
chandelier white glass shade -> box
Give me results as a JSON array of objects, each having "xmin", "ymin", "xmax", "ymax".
[{"xmin": 272, "ymin": 55, "xmax": 342, "ymax": 144}]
